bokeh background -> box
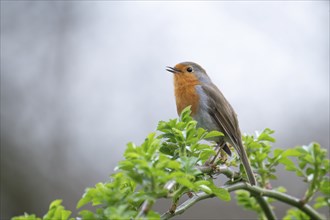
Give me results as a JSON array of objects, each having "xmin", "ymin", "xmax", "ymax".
[{"xmin": 1, "ymin": 1, "xmax": 329, "ymax": 219}]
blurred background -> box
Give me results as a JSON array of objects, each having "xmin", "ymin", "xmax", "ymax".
[{"xmin": 1, "ymin": 1, "xmax": 329, "ymax": 219}]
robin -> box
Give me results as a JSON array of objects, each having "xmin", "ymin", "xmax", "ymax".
[{"xmin": 166, "ymin": 61, "xmax": 257, "ymax": 186}]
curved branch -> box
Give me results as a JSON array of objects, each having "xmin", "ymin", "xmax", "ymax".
[
  {"xmin": 241, "ymin": 183, "xmax": 323, "ymax": 220},
  {"xmin": 197, "ymin": 165, "xmax": 275, "ymax": 219},
  {"xmin": 161, "ymin": 182, "xmax": 323, "ymax": 220}
]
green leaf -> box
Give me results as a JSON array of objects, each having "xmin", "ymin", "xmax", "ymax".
[
  {"xmin": 196, "ymin": 127, "xmax": 207, "ymax": 139},
  {"xmin": 306, "ymin": 167, "xmax": 315, "ymax": 176},
  {"xmin": 146, "ymin": 210, "xmax": 161, "ymax": 219},
  {"xmin": 160, "ymin": 143, "xmax": 178, "ymax": 156},
  {"xmin": 275, "ymin": 186, "xmax": 287, "ymax": 193},
  {"xmin": 210, "ymin": 186, "xmax": 231, "ymax": 201},
  {"xmin": 279, "ymin": 157, "xmax": 297, "ymax": 171},
  {"xmin": 284, "ymin": 208, "xmax": 310, "ymax": 220},
  {"xmin": 236, "ymin": 190, "xmax": 259, "ymax": 213},
  {"xmin": 61, "ymin": 210, "xmax": 72, "ymax": 220},
  {"xmin": 204, "ymin": 130, "xmax": 224, "ymax": 139},
  {"xmin": 12, "ymin": 213, "xmax": 41, "ymax": 220},
  {"xmin": 193, "ymin": 180, "xmax": 211, "ymax": 186},
  {"xmin": 43, "ymin": 200, "xmax": 71, "ymax": 220},
  {"xmin": 78, "ymin": 210, "xmax": 96, "ymax": 220},
  {"xmin": 176, "ymin": 177, "xmax": 195, "ymax": 189},
  {"xmin": 320, "ymin": 178, "xmax": 330, "ymax": 195},
  {"xmin": 77, "ymin": 190, "xmax": 92, "ymax": 209},
  {"xmin": 298, "ymin": 160, "xmax": 307, "ymax": 170},
  {"xmin": 168, "ymin": 171, "xmax": 186, "ymax": 179},
  {"xmin": 117, "ymin": 160, "xmax": 135, "ymax": 171},
  {"xmin": 125, "ymin": 152, "xmax": 141, "ymax": 159},
  {"xmin": 166, "ymin": 160, "xmax": 181, "ymax": 170},
  {"xmin": 282, "ymin": 148, "xmax": 302, "ymax": 157},
  {"xmin": 273, "ymin": 148, "xmax": 284, "ymax": 158},
  {"xmin": 198, "ymin": 185, "xmax": 212, "ymax": 194},
  {"xmin": 172, "ymin": 128, "xmax": 184, "ymax": 141},
  {"xmin": 314, "ymin": 196, "xmax": 329, "ymax": 209},
  {"xmin": 49, "ymin": 199, "xmax": 63, "ymax": 209},
  {"xmin": 199, "ymin": 150, "xmax": 215, "ymax": 163},
  {"xmin": 180, "ymin": 106, "xmax": 193, "ymax": 123},
  {"xmin": 257, "ymin": 128, "xmax": 275, "ymax": 142},
  {"xmin": 179, "ymin": 157, "xmax": 201, "ymax": 176}
]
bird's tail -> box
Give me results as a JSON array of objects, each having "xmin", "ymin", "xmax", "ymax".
[{"xmin": 237, "ymin": 142, "xmax": 257, "ymax": 186}]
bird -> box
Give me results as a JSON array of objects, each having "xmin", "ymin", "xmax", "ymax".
[{"xmin": 166, "ymin": 61, "xmax": 257, "ymax": 186}]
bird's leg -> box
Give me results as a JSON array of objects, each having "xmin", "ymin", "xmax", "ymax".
[
  {"xmin": 210, "ymin": 142, "xmax": 224, "ymax": 164},
  {"xmin": 204, "ymin": 142, "xmax": 224, "ymax": 166}
]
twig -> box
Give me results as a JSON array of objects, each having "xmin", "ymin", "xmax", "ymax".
[
  {"xmin": 161, "ymin": 191, "xmax": 212, "ymax": 219},
  {"xmin": 196, "ymin": 164, "xmax": 241, "ymax": 180},
  {"xmin": 136, "ymin": 200, "xmax": 153, "ymax": 218}
]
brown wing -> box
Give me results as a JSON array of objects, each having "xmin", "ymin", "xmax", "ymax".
[
  {"xmin": 201, "ymin": 83, "xmax": 243, "ymax": 156},
  {"xmin": 201, "ymin": 83, "xmax": 257, "ymax": 185}
]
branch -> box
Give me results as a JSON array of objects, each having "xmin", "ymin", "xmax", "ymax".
[
  {"xmin": 196, "ymin": 164, "xmax": 241, "ymax": 180},
  {"xmin": 254, "ymin": 194, "xmax": 276, "ymax": 220},
  {"xmin": 197, "ymin": 164, "xmax": 275, "ymax": 219},
  {"xmin": 161, "ymin": 182, "xmax": 324, "ymax": 220},
  {"xmin": 241, "ymin": 183, "xmax": 324, "ymax": 220},
  {"xmin": 161, "ymin": 191, "xmax": 213, "ymax": 219}
]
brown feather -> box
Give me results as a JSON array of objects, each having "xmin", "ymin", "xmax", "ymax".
[
  {"xmin": 201, "ymin": 84, "xmax": 241, "ymax": 151},
  {"xmin": 201, "ymin": 83, "xmax": 257, "ymax": 185}
]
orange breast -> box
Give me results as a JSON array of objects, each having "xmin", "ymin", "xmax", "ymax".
[{"xmin": 174, "ymin": 73, "xmax": 200, "ymax": 115}]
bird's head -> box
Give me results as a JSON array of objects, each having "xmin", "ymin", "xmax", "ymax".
[{"xmin": 166, "ymin": 62, "xmax": 211, "ymax": 84}]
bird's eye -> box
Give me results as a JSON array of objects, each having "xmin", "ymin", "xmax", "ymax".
[{"xmin": 187, "ymin": 67, "xmax": 193, "ymax": 72}]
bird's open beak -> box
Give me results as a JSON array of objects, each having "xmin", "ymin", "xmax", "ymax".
[{"xmin": 166, "ymin": 66, "xmax": 181, "ymax": 74}]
